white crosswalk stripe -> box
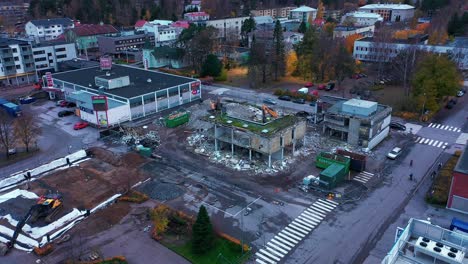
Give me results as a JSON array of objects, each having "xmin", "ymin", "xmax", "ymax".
[
  {"xmin": 423, "ymin": 138, "xmax": 430, "ymax": 144},
  {"xmin": 416, "ymin": 137, "xmax": 422, "ymax": 143},
  {"xmin": 415, "ymin": 137, "xmax": 449, "ymax": 149},
  {"xmin": 428, "ymin": 123, "xmax": 462, "ymax": 133},
  {"xmin": 255, "ymin": 199, "xmax": 339, "ymax": 263},
  {"xmin": 429, "ymin": 123, "xmax": 434, "ymax": 127},
  {"xmin": 443, "ymin": 142, "xmax": 448, "ymax": 149},
  {"xmin": 436, "ymin": 124, "xmax": 441, "ymax": 128},
  {"xmin": 431, "ymin": 140, "xmax": 439, "ymax": 146},
  {"xmin": 437, "ymin": 141, "xmax": 444, "ymax": 148},
  {"xmin": 428, "ymin": 139, "xmax": 434, "ymax": 145}
]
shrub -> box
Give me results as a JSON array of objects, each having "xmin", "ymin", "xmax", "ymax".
[
  {"xmin": 118, "ymin": 190, "xmax": 149, "ymax": 203},
  {"xmin": 273, "ymin": 89, "xmax": 284, "ymax": 96},
  {"xmin": 214, "ymin": 68, "xmax": 227, "ymax": 82},
  {"xmin": 217, "ymin": 232, "xmax": 250, "ymax": 252},
  {"xmin": 33, "ymin": 244, "xmax": 53, "ymax": 256}
]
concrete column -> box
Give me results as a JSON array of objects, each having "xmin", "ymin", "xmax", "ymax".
[
  {"xmin": 268, "ymin": 154, "xmax": 272, "ymax": 168},
  {"xmin": 281, "ymin": 148, "xmax": 284, "ymax": 160},
  {"xmin": 249, "ymin": 149, "xmax": 252, "ymax": 160},
  {"xmin": 166, "ymin": 89, "xmax": 170, "ymax": 108},
  {"xmin": 141, "ymin": 96, "xmax": 146, "ymax": 116},
  {"xmin": 292, "ymin": 140, "xmax": 296, "ymax": 154},
  {"xmin": 231, "ymin": 128, "xmax": 234, "ymax": 155},
  {"xmin": 155, "ymin": 92, "xmax": 158, "ymax": 112},
  {"xmin": 189, "ymin": 83, "xmax": 192, "ymax": 101},
  {"xmin": 214, "ymin": 125, "xmax": 218, "ymax": 151},
  {"xmin": 178, "ymin": 85, "xmax": 181, "ymax": 105}
]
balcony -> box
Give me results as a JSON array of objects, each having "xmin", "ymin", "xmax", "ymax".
[
  {"xmin": 3, "ymin": 68, "xmax": 17, "ymax": 75},
  {"xmin": 2, "ymin": 60, "xmax": 15, "ymax": 67}
]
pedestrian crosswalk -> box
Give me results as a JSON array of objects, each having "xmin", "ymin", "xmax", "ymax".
[
  {"xmin": 255, "ymin": 198, "xmax": 338, "ymax": 264},
  {"xmin": 353, "ymin": 171, "xmax": 374, "ymax": 184},
  {"xmin": 415, "ymin": 137, "xmax": 448, "ymax": 149},
  {"xmin": 428, "ymin": 123, "xmax": 461, "ymax": 133}
]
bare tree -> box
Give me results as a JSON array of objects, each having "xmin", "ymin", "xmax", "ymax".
[
  {"xmin": 390, "ymin": 47, "xmax": 423, "ymax": 96},
  {"xmin": 14, "ymin": 112, "xmax": 40, "ymax": 152},
  {"xmin": 371, "ymin": 26, "xmax": 394, "ymax": 79},
  {"xmin": 0, "ymin": 111, "xmax": 15, "ymax": 158}
]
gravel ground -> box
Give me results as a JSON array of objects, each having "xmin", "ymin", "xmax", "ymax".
[
  {"xmin": 0, "ymin": 197, "xmax": 36, "ymax": 220},
  {"xmin": 137, "ymin": 180, "xmax": 185, "ymax": 201}
]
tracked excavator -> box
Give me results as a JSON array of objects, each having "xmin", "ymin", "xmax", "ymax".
[{"xmin": 0, "ymin": 193, "xmax": 63, "ymax": 255}]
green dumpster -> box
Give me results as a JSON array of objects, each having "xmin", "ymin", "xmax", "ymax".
[
  {"xmin": 319, "ymin": 163, "xmax": 346, "ymax": 189},
  {"xmin": 315, "ymin": 152, "xmax": 351, "ymax": 174},
  {"xmin": 165, "ymin": 111, "xmax": 190, "ymax": 128}
]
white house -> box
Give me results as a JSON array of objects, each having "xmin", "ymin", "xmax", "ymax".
[
  {"xmin": 184, "ymin": 12, "xmax": 210, "ymax": 22},
  {"xmin": 358, "ymin": 4, "xmax": 415, "ymax": 22},
  {"xmin": 25, "ymin": 18, "xmax": 74, "ymax": 41},
  {"xmin": 341, "ymin": 12, "xmax": 383, "ymax": 26},
  {"xmin": 32, "ymin": 41, "xmax": 77, "ymax": 73},
  {"xmin": 333, "ymin": 25, "xmax": 375, "ymax": 38},
  {"xmin": 205, "ymin": 17, "xmax": 249, "ymax": 39},
  {"xmin": 290, "ymin": 6, "xmax": 317, "ymax": 22}
]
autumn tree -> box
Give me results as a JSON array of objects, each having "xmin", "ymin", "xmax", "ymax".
[
  {"xmin": 371, "ymin": 26, "xmax": 394, "ymax": 79},
  {"xmin": 295, "ymin": 27, "xmax": 319, "ymax": 81},
  {"xmin": 0, "ymin": 111, "xmax": 15, "ymax": 158},
  {"xmin": 428, "ymin": 29, "xmax": 448, "ymax": 45},
  {"xmin": 316, "ymin": 0, "xmax": 325, "ymax": 19},
  {"xmin": 286, "ymin": 50, "xmax": 298, "ymax": 76},
  {"xmin": 390, "ymin": 47, "xmax": 423, "ymax": 96},
  {"xmin": 333, "ymin": 41, "xmax": 356, "ymax": 97},
  {"xmin": 344, "ymin": 34, "xmax": 362, "ymax": 53},
  {"xmin": 14, "ymin": 113, "xmax": 40, "ymax": 152},
  {"xmin": 151, "ymin": 205, "xmax": 170, "ymax": 238},
  {"xmin": 412, "ymin": 54, "xmax": 462, "ymax": 112},
  {"xmin": 248, "ymin": 36, "xmax": 269, "ymax": 88},
  {"xmin": 271, "ymin": 20, "xmax": 286, "ymax": 81},
  {"xmin": 192, "ymin": 205, "xmax": 214, "ymax": 254}
]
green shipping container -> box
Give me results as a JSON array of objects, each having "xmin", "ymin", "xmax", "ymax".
[
  {"xmin": 165, "ymin": 111, "xmax": 190, "ymax": 128},
  {"xmin": 139, "ymin": 147, "xmax": 152, "ymax": 157},
  {"xmin": 315, "ymin": 152, "xmax": 351, "ymax": 174},
  {"xmin": 320, "ymin": 164, "xmax": 346, "ymax": 189}
]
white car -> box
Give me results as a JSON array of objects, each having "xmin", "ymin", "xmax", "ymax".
[
  {"xmin": 457, "ymin": 90, "xmax": 465, "ymax": 97},
  {"xmin": 387, "ymin": 147, "xmax": 402, "ymax": 159}
]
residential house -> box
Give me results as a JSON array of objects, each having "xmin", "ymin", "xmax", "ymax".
[
  {"xmin": 0, "ymin": 38, "xmax": 36, "ymax": 86},
  {"xmin": 253, "ymin": 16, "xmax": 274, "ymax": 25},
  {"xmin": 64, "ymin": 23, "xmax": 119, "ymax": 53},
  {"xmin": 171, "ymin": 21, "xmax": 190, "ymax": 29},
  {"xmin": 206, "ymin": 17, "xmax": 249, "ymax": 39},
  {"xmin": 25, "ymin": 17, "xmax": 74, "ymax": 41},
  {"xmin": 358, "ymin": 3, "xmax": 415, "ymax": 22},
  {"xmin": 333, "ymin": 25, "xmax": 375, "ymax": 38},
  {"xmin": 248, "ymin": 29, "xmax": 303, "ymax": 51},
  {"xmin": 290, "ymin": 6, "xmax": 317, "ymax": 23},
  {"xmin": 250, "ymin": 6, "xmax": 295, "ymax": 18},
  {"xmin": 134, "ymin": 20, "xmax": 147, "ymax": 32},
  {"xmin": 142, "ymin": 46, "xmax": 188, "ymax": 69},
  {"xmin": 32, "ymin": 41, "xmax": 77, "ymax": 74},
  {"xmin": 341, "ymin": 11, "xmax": 383, "ymax": 26},
  {"xmin": 0, "ymin": 2, "xmax": 29, "ymax": 29}
]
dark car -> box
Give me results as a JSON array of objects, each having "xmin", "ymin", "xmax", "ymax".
[
  {"xmin": 263, "ymin": 98, "xmax": 277, "ymax": 105},
  {"xmin": 278, "ymin": 95, "xmax": 291, "ymax": 101},
  {"xmin": 293, "ymin": 98, "xmax": 306, "ymax": 104},
  {"xmin": 446, "ymin": 101, "xmax": 455, "ymax": 109},
  {"xmin": 325, "ymin": 82, "xmax": 335, "ymax": 91},
  {"xmin": 390, "ymin": 122, "xmax": 406, "ymax": 131},
  {"xmin": 58, "ymin": 110, "xmax": 74, "ymax": 117},
  {"xmin": 296, "ymin": 111, "xmax": 310, "ymax": 117},
  {"xmin": 66, "ymin": 102, "xmax": 77, "ymax": 108}
]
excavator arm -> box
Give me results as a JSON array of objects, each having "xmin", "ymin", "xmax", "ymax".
[{"xmin": 262, "ymin": 105, "xmax": 278, "ymax": 118}]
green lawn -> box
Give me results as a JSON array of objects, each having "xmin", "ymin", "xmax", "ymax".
[
  {"xmin": 167, "ymin": 238, "xmax": 250, "ymax": 264},
  {"xmin": 209, "ymin": 114, "xmax": 297, "ymax": 136}
]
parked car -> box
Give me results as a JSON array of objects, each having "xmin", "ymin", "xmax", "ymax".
[
  {"xmin": 66, "ymin": 102, "xmax": 77, "ymax": 108},
  {"xmin": 359, "ymin": 73, "xmax": 367, "ymax": 78},
  {"xmin": 351, "ymin": 74, "xmax": 361, "ymax": 79},
  {"xmin": 263, "ymin": 98, "xmax": 277, "ymax": 105},
  {"xmin": 58, "ymin": 110, "xmax": 74, "ymax": 117},
  {"xmin": 8, "ymin": 148, "xmax": 17, "ymax": 155},
  {"xmin": 325, "ymin": 82, "xmax": 335, "ymax": 91},
  {"xmin": 387, "ymin": 147, "xmax": 403, "ymax": 159},
  {"xmin": 296, "ymin": 111, "xmax": 310, "ymax": 117},
  {"xmin": 293, "ymin": 98, "xmax": 306, "ymax": 104},
  {"xmin": 59, "ymin": 100, "xmax": 69, "ymax": 107},
  {"xmin": 304, "ymin": 82, "xmax": 314, "ymax": 88},
  {"xmin": 56, "ymin": 100, "xmax": 65, "ymax": 106},
  {"xmin": 390, "ymin": 122, "xmax": 406, "ymax": 131},
  {"xmin": 278, "ymin": 95, "xmax": 291, "ymax": 101},
  {"xmin": 457, "ymin": 89, "xmax": 465, "ymax": 97},
  {"xmin": 73, "ymin": 121, "xmax": 89, "ymax": 130},
  {"xmin": 317, "ymin": 84, "xmax": 326, "ymax": 90}
]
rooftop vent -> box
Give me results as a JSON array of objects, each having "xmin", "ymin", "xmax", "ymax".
[
  {"xmin": 450, "ymin": 248, "xmax": 458, "ymax": 253},
  {"xmin": 448, "ymin": 252, "xmax": 456, "ymax": 258},
  {"xmin": 433, "ymin": 247, "xmax": 442, "ymax": 253},
  {"xmin": 261, "ymin": 129, "xmax": 268, "ymax": 133},
  {"xmin": 147, "ymin": 78, "xmax": 152, "ymax": 83},
  {"xmin": 242, "ymin": 124, "xmax": 248, "ymax": 128},
  {"xmin": 227, "ymin": 120, "xmax": 233, "ymax": 124},
  {"xmin": 419, "ymin": 242, "xmax": 427, "ymax": 247},
  {"xmin": 435, "ymin": 242, "xmax": 444, "ymax": 248},
  {"xmin": 422, "ymin": 238, "xmax": 430, "ymax": 243}
]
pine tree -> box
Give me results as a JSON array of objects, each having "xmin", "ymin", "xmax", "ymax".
[
  {"xmin": 192, "ymin": 205, "xmax": 214, "ymax": 254},
  {"xmin": 298, "ymin": 21, "xmax": 307, "ymax": 33},
  {"xmin": 272, "ymin": 20, "xmax": 286, "ymax": 81}
]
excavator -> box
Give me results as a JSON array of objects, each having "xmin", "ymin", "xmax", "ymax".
[
  {"xmin": 262, "ymin": 104, "xmax": 278, "ymax": 118},
  {"xmin": 1, "ymin": 193, "xmax": 63, "ymax": 255}
]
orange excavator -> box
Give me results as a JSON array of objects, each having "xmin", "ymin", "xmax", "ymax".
[{"xmin": 262, "ymin": 104, "xmax": 278, "ymax": 118}]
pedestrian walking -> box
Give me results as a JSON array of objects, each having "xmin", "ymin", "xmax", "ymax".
[
  {"xmin": 438, "ymin": 162, "xmax": 442, "ymax": 170},
  {"xmin": 409, "ymin": 173, "xmax": 413, "ymax": 181},
  {"xmin": 410, "ymin": 160, "xmax": 413, "ymax": 166}
]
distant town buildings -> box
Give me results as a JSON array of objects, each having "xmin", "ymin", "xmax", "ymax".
[
  {"xmin": 206, "ymin": 17, "xmax": 249, "ymax": 39},
  {"xmin": 183, "ymin": 12, "xmax": 210, "ymax": 22},
  {"xmin": 358, "ymin": 3, "xmax": 415, "ymax": 22},
  {"xmin": 0, "ymin": 2, "xmax": 29, "ymax": 29},
  {"xmin": 324, "ymin": 10, "xmax": 342, "ymax": 21},
  {"xmin": 25, "ymin": 18, "xmax": 74, "ymax": 42},
  {"xmin": 143, "ymin": 46, "xmax": 188, "ymax": 69},
  {"xmin": 250, "ymin": 6, "xmax": 295, "ymax": 18},
  {"xmin": 290, "ymin": 6, "xmax": 317, "ymax": 22},
  {"xmin": 333, "ymin": 25, "xmax": 375, "ymax": 39},
  {"xmin": 0, "ymin": 38, "xmax": 36, "ymax": 86},
  {"xmin": 185, "ymin": 0, "xmax": 201, "ymax": 12},
  {"xmin": 63, "ymin": 23, "xmax": 119, "ymax": 53},
  {"xmin": 253, "ymin": 16, "xmax": 274, "ymax": 25},
  {"xmin": 97, "ymin": 33, "xmax": 155, "ymax": 57},
  {"xmin": 341, "ymin": 11, "xmax": 383, "ymax": 26},
  {"xmin": 248, "ymin": 29, "xmax": 304, "ymax": 51}
]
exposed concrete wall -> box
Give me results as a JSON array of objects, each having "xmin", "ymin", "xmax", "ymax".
[{"xmin": 348, "ymin": 118, "xmax": 361, "ymax": 145}]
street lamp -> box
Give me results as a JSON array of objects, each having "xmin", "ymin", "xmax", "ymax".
[{"xmin": 421, "ymin": 92, "xmax": 426, "ymax": 120}]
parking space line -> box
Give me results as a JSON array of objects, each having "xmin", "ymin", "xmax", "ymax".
[
  {"xmin": 232, "ymin": 196, "xmax": 262, "ymax": 217},
  {"xmin": 267, "ymin": 242, "xmax": 289, "ymax": 255}
]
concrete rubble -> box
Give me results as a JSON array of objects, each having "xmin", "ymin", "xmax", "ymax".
[{"xmin": 113, "ymin": 127, "xmax": 160, "ymax": 149}]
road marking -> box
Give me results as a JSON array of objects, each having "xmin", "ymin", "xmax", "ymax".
[
  {"xmin": 290, "ymin": 221, "xmax": 313, "ymax": 232},
  {"xmin": 255, "ymin": 252, "xmax": 277, "ymax": 264},
  {"xmin": 279, "ymin": 230, "xmax": 302, "ymax": 242},
  {"xmin": 267, "ymin": 241, "xmax": 289, "ymax": 255},
  {"xmin": 318, "ymin": 198, "xmax": 338, "ymax": 206},
  {"xmin": 298, "ymin": 214, "xmax": 321, "ymax": 224},
  {"xmin": 277, "ymin": 231, "xmax": 300, "ymax": 244},
  {"xmin": 287, "ymin": 224, "xmax": 309, "ymax": 235},
  {"xmin": 449, "ymin": 126, "xmax": 454, "ymax": 131},
  {"xmin": 356, "ymin": 174, "xmax": 372, "ymax": 180},
  {"xmin": 293, "ymin": 218, "xmax": 316, "ymax": 229},
  {"xmin": 302, "ymin": 211, "xmax": 323, "ymax": 221},
  {"xmin": 354, "ymin": 178, "xmax": 367, "ymax": 183},
  {"xmin": 456, "ymin": 128, "xmax": 461, "ymax": 133},
  {"xmin": 431, "ymin": 140, "xmax": 439, "ymax": 146},
  {"xmin": 312, "ymin": 203, "xmax": 333, "ymax": 212},
  {"xmin": 436, "ymin": 141, "xmax": 444, "ymax": 148},
  {"xmin": 435, "ymin": 124, "xmax": 441, "ymax": 128},
  {"xmin": 423, "ymin": 138, "xmax": 430, "ymax": 144},
  {"xmin": 307, "ymin": 206, "xmax": 328, "ymax": 216},
  {"xmin": 428, "ymin": 139, "xmax": 434, "ymax": 145},
  {"xmin": 259, "ymin": 249, "xmax": 281, "ymax": 262},
  {"xmin": 232, "ymin": 196, "xmax": 262, "ymax": 217},
  {"xmin": 415, "ymin": 137, "xmax": 421, "ymax": 143},
  {"xmin": 263, "ymin": 246, "xmax": 285, "ymax": 258},
  {"xmin": 443, "ymin": 142, "xmax": 448, "ymax": 149},
  {"xmin": 256, "ymin": 258, "xmax": 268, "ymax": 264},
  {"xmin": 360, "ymin": 171, "xmax": 374, "ymax": 177},
  {"xmin": 273, "ymin": 236, "xmax": 295, "ymax": 248},
  {"xmin": 429, "ymin": 123, "xmax": 434, "ymax": 127},
  {"xmin": 315, "ymin": 200, "xmax": 335, "ymax": 210},
  {"xmin": 284, "ymin": 227, "xmax": 306, "ymax": 238},
  {"xmin": 184, "ymin": 193, "xmax": 234, "ymax": 217}
]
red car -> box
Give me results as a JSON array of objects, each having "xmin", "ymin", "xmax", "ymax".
[
  {"xmin": 317, "ymin": 84, "xmax": 326, "ymax": 90},
  {"xmin": 304, "ymin": 82, "xmax": 314, "ymax": 88},
  {"xmin": 59, "ymin": 100, "xmax": 69, "ymax": 107},
  {"xmin": 73, "ymin": 121, "xmax": 89, "ymax": 130}
]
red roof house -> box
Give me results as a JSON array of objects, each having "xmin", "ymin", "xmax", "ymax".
[{"xmin": 447, "ymin": 145, "xmax": 468, "ymax": 213}]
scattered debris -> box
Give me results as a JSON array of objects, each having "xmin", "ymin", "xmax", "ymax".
[{"xmin": 137, "ymin": 180, "xmax": 185, "ymax": 201}]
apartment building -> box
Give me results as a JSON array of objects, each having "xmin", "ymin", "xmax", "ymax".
[
  {"xmin": 341, "ymin": 11, "xmax": 383, "ymax": 26},
  {"xmin": 32, "ymin": 41, "xmax": 77, "ymax": 73},
  {"xmin": 98, "ymin": 33, "xmax": 155, "ymax": 54},
  {"xmin": 205, "ymin": 17, "xmax": 249, "ymax": 39},
  {"xmin": 25, "ymin": 18, "xmax": 74, "ymax": 41},
  {"xmin": 333, "ymin": 25, "xmax": 375, "ymax": 38},
  {"xmin": 0, "ymin": 38, "xmax": 36, "ymax": 86},
  {"xmin": 358, "ymin": 4, "xmax": 415, "ymax": 22},
  {"xmin": 64, "ymin": 23, "xmax": 119, "ymax": 53},
  {"xmin": 0, "ymin": 2, "xmax": 29, "ymax": 28},
  {"xmin": 251, "ymin": 6, "xmax": 295, "ymax": 18},
  {"xmin": 184, "ymin": 12, "xmax": 210, "ymax": 22},
  {"xmin": 290, "ymin": 6, "xmax": 317, "ymax": 22},
  {"xmin": 353, "ymin": 37, "xmax": 468, "ymax": 70}
]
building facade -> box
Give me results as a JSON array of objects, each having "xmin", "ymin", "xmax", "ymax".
[
  {"xmin": 0, "ymin": 2, "xmax": 30, "ymax": 28},
  {"xmin": 205, "ymin": 17, "xmax": 249, "ymax": 39},
  {"xmin": 250, "ymin": 6, "xmax": 295, "ymax": 18},
  {"xmin": 32, "ymin": 41, "xmax": 77, "ymax": 73},
  {"xmin": 447, "ymin": 145, "xmax": 468, "ymax": 214},
  {"xmin": 142, "ymin": 46, "xmax": 188, "ymax": 69},
  {"xmin": 98, "ymin": 33, "xmax": 155, "ymax": 54},
  {"xmin": 358, "ymin": 4, "xmax": 415, "ymax": 22},
  {"xmin": 25, "ymin": 18, "xmax": 74, "ymax": 41},
  {"xmin": 341, "ymin": 11, "xmax": 383, "ymax": 26},
  {"xmin": 183, "ymin": 12, "xmax": 210, "ymax": 22},
  {"xmin": 64, "ymin": 24, "xmax": 119, "ymax": 53},
  {"xmin": 333, "ymin": 25, "xmax": 375, "ymax": 39},
  {"xmin": 353, "ymin": 37, "xmax": 468, "ymax": 70},
  {"xmin": 48, "ymin": 64, "xmax": 201, "ymax": 126},
  {"xmin": 290, "ymin": 6, "xmax": 317, "ymax": 22},
  {"xmin": 322, "ymin": 98, "xmax": 392, "ymax": 151},
  {"xmin": 0, "ymin": 38, "xmax": 36, "ymax": 86}
]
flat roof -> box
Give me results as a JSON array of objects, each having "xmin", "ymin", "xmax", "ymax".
[
  {"xmin": 454, "ymin": 145, "xmax": 468, "ymax": 174},
  {"xmin": 52, "ymin": 64, "xmax": 197, "ymax": 99},
  {"xmin": 343, "ymin": 98, "xmax": 377, "ymax": 108},
  {"xmin": 359, "ymin": 3, "xmax": 414, "ymax": 10},
  {"xmin": 291, "ymin": 5, "xmax": 317, "ymax": 12}
]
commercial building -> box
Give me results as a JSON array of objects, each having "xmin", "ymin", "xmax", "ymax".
[
  {"xmin": 25, "ymin": 18, "xmax": 74, "ymax": 42},
  {"xmin": 253, "ymin": 16, "xmax": 274, "ymax": 25},
  {"xmin": 250, "ymin": 6, "xmax": 295, "ymax": 18},
  {"xmin": 47, "ymin": 64, "xmax": 201, "ymax": 126},
  {"xmin": 142, "ymin": 46, "xmax": 188, "ymax": 69},
  {"xmin": 322, "ymin": 98, "xmax": 392, "ymax": 151},
  {"xmin": 358, "ymin": 3, "xmax": 415, "ymax": 22},
  {"xmin": 290, "ymin": 6, "xmax": 317, "ymax": 22},
  {"xmin": 97, "ymin": 33, "xmax": 155, "ymax": 54},
  {"xmin": 333, "ymin": 25, "xmax": 375, "ymax": 39},
  {"xmin": 0, "ymin": 38, "xmax": 36, "ymax": 86},
  {"xmin": 206, "ymin": 17, "xmax": 249, "ymax": 39},
  {"xmin": 63, "ymin": 23, "xmax": 119, "ymax": 53},
  {"xmin": 382, "ymin": 218, "xmax": 468, "ymax": 264},
  {"xmin": 208, "ymin": 104, "xmax": 307, "ymax": 168},
  {"xmin": 32, "ymin": 41, "xmax": 77, "ymax": 73},
  {"xmin": 353, "ymin": 37, "xmax": 468, "ymax": 70},
  {"xmin": 447, "ymin": 145, "xmax": 468, "ymax": 214},
  {"xmin": 341, "ymin": 11, "xmax": 383, "ymax": 26},
  {"xmin": 184, "ymin": 12, "xmax": 210, "ymax": 22}
]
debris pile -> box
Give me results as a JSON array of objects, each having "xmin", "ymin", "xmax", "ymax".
[
  {"xmin": 114, "ymin": 127, "xmax": 160, "ymax": 149},
  {"xmin": 138, "ymin": 180, "xmax": 185, "ymax": 201}
]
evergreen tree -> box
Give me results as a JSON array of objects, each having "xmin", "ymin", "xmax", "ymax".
[
  {"xmin": 192, "ymin": 205, "xmax": 214, "ymax": 254},
  {"xmin": 272, "ymin": 20, "xmax": 286, "ymax": 81},
  {"xmin": 241, "ymin": 17, "xmax": 256, "ymax": 47},
  {"xmin": 201, "ymin": 54, "xmax": 223, "ymax": 77},
  {"xmin": 298, "ymin": 21, "xmax": 307, "ymax": 33}
]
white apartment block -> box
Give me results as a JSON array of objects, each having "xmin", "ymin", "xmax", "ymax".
[
  {"xmin": 333, "ymin": 25, "xmax": 375, "ymax": 39},
  {"xmin": 290, "ymin": 6, "xmax": 317, "ymax": 22},
  {"xmin": 341, "ymin": 12, "xmax": 383, "ymax": 26},
  {"xmin": 206, "ymin": 17, "xmax": 249, "ymax": 39},
  {"xmin": 358, "ymin": 4, "xmax": 415, "ymax": 22},
  {"xmin": 25, "ymin": 18, "xmax": 74, "ymax": 41},
  {"xmin": 353, "ymin": 37, "xmax": 468, "ymax": 70},
  {"xmin": 251, "ymin": 6, "xmax": 295, "ymax": 18},
  {"xmin": 32, "ymin": 42, "xmax": 77, "ymax": 72},
  {"xmin": 0, "ymin": 38, "xmax": 36, "ymax": 86}
]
